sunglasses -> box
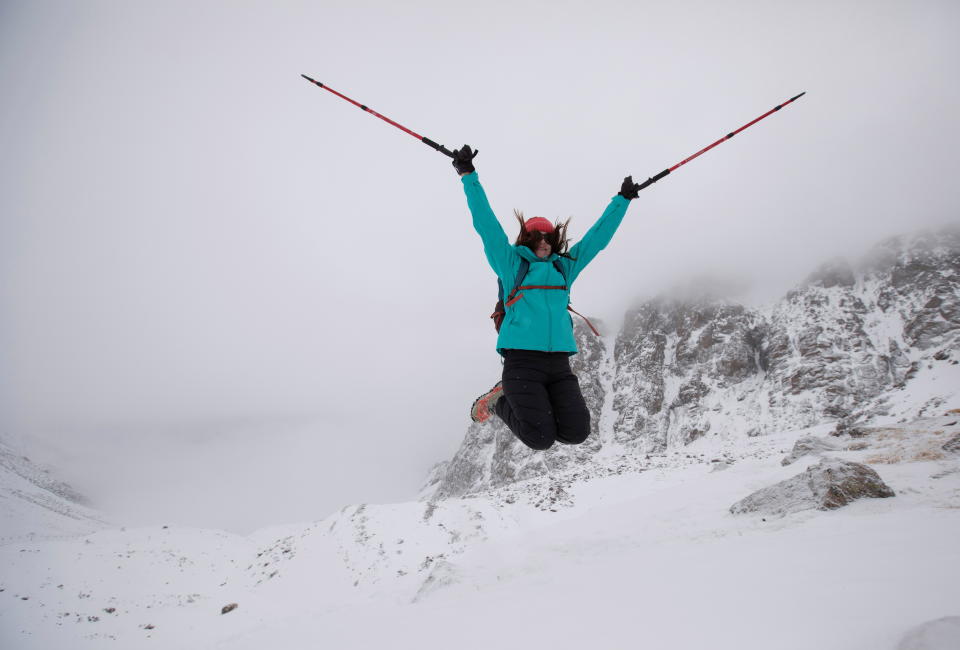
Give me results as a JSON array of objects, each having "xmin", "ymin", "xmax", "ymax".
[{"xmin": 523, "ymin": 229, "xmax": 555, "ymax": 242}]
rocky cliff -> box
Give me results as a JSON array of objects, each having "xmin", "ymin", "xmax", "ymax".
[{"xmin": 427, "ymin": 226, "xmax": 960, "ymax": 499}]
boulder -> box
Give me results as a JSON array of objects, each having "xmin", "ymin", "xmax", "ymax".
[{"xmin": 730, "ymin": 459, "xmax": 895, "ymax": 517}]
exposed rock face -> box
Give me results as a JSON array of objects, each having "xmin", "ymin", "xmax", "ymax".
[
  {"xmin": 429, "ymin": 226, "xmax": 960, "ymax": 499},
  {"xmin": 610, "ymin": 226, "xmax": 959, "ymax": 451},
  {"xmin": 729, "ymin": 459, "xmax": 895, "ymax": 517},
  {"xmin": 764, "ymin": 279, "xmax": 891, "ymax": 425},
  {"xmin": 870, "ymin": 228, "xmax": 960, "ymax": 351},
  {"xmin": 613, "ymin": 298, "xmax": 764, "ymax": 451}
]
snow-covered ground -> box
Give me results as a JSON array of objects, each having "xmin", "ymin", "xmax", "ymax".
[{"xmin": 3, "ymin": 396, "xmax": 959, "ymax": 649}]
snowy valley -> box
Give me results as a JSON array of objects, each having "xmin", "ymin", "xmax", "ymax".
[{"xmin": 2, "ymin": 227, "xmax": 960, "ymax": 650}]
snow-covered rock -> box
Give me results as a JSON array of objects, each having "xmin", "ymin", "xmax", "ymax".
[
  {"xmin": 729, "ymin": 458, "xmax": 895, "ymax": 517},
  {"xmin": 780, "ymin": 435, "xmax": 843, "ymax": 466}
]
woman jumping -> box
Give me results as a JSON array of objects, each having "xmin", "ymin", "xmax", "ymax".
[{"xmin": 453, "ymin": 145, "xmax": 640, "ymax": 451}]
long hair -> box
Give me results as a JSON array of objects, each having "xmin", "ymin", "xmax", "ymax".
[{"xmin": 513, "ymin": 210, "xmax": 576, "ymax": 260}]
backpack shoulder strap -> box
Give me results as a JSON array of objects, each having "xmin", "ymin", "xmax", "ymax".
[
  {"xmin": 505, "ymin": 258, "xmax": 530, "ymax": 302},
  {"xmin": 551, "ymin": 259, "xmax": 567, "ymax": 284}
]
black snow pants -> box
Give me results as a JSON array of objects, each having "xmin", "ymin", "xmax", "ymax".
[{"xmin": 493, "ymin": 349, "xmax": 591, "ymax": 450}]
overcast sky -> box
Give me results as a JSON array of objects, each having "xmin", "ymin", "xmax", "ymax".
[{"xmin": 2, "ymin": 0, "xmax": 958, "ymax": 534}]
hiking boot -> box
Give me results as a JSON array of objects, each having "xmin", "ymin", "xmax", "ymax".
[{"xmin": 470, "ymin": 381, "xmax": 503, "ymax": 423}]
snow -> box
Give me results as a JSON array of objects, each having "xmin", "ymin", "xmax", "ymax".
[
  {"xmin": 3, "ymin": 415, "xmax": 959, "ymax": 649},
  {"xmin": 0, "ymin": 439, "xmax": 109, "ymax": 545}
]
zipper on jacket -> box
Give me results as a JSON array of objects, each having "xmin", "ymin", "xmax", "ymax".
[{"xmin": 545, "ymin": 265, "xmax": 553, "ymax": 351}]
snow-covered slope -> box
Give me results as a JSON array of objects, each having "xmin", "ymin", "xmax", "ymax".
[
  {"xmin": 0, "ymin": 437, "xmax": 109, "ymax": 545},
  {"xmin": 3, "ymin": 226, "xmax": 959, "ymax": 650},
  {"xmin": 3, "ymin": 406, "xmax": 959, "ymax": 649}
]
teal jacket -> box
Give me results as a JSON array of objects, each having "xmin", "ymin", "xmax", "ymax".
[{"xmin": 462, "ymin": 171, "xmax": 631, "ymax": 355}]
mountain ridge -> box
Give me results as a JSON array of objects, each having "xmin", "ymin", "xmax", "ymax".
[{"xmin": 427, "ymin": 224, "xmax": 960, "ymax": 499}]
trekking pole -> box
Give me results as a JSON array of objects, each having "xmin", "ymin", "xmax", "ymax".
[
  {"xmin": 636, "ymin": 92, "xmax": 806, "ymax": 191},
  {"xmin": 301, "ymin": 74, "xmax": 456, "ymax": 159}
]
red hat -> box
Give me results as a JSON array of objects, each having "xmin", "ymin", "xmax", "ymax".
[{"xmin": 524, "ymin": 217, "xmax": 554, "ymax": 233}]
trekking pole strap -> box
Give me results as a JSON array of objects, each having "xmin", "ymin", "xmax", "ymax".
[{"xmin": 567, "ymin": 305, "xmax": 601, "ymax": 337}]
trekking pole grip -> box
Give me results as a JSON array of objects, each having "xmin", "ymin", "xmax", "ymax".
[
  {"xmin": 636, "ymin": 169, "xmax": 671, "ymax": 191},
  {"xmin": 421, "ymin": 137, "xmax": 456, "ymax": 158}
]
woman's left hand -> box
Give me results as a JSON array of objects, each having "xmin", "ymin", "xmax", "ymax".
[{"xmin": 619, "ymin": 176, "xmax": 640, "ymax": 200}]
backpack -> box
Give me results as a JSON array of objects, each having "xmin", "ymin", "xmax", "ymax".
[{"xmin": 490, "ymin": 259, "xmax": 600, "ymax": 336}]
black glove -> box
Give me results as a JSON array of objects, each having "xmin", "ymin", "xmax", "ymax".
[
  {"xmin": 619, "ymin": 176, "xmax": 640, "ymax": 200},
  {"xmin": 452, "ymin": 144, "xmax": 478, "ymax": 175}
]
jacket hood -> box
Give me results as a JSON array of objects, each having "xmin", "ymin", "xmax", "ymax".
[{"xmin": 514, "ymin": 244, "xmax": 559, "ymax": 263}]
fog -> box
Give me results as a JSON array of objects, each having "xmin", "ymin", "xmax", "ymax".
[{"xmin": 1, "ymin": 0, "xmax": 958, "ymax": 533}]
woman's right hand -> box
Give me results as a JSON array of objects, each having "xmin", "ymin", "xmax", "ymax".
[{"xmin": 452, "ymin": 144, "xmax": 478, "ymax": 176}]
